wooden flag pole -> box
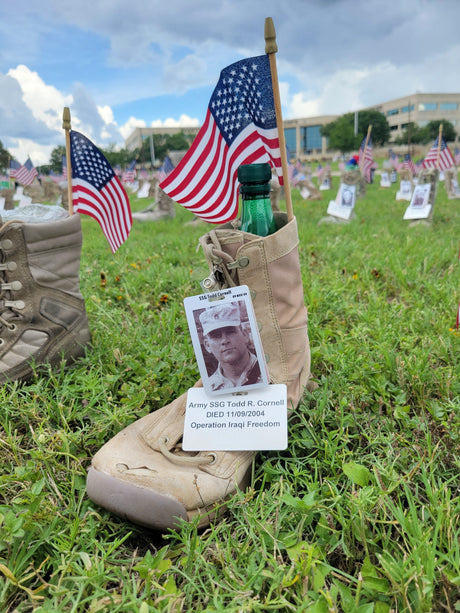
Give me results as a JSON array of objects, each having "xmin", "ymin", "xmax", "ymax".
[
  {"xmin": 265, "ymin": 17, "xmax": 293, "ymax": 222},
  {"xmin": 62, "ymin": 107, "xmax": 74, "ymax": 215},
  {"xmin": 436, "ymin": 123, "xmax": 443, "ymax": 170}
]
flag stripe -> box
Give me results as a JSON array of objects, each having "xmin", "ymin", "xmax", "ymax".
[
  {"xmin": 160, "ymin": 54, "xmax": 282, "ymax": 224},
  {"xmin": 72, "ymin": 180, "xmax": 125, "ymax": 251},
  {"xmin": 162, "ymin": 116, "xmax": 281, "ymax": 222},
  {"xmin": 423, "ymin": 137, "xmax": 455, "ymax": 171},
  {"xmin": 70, "ymin": 130, "xmax": 132, "ymax": 253},
  {"xmin": 9, "ymin": 158, "xmax": 38, "ymax": 186}
]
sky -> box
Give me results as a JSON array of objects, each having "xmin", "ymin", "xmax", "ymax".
[{"xmin": 1, "ymin": 0, "xmax": 460, "ymax": 166}]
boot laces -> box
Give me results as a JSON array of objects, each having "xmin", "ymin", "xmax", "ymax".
[
  {"xmin": 158, "ymin": 436, "xmax": 216, "ymax": 466},
  {"xmin": 200, "ymin": 231, "xmax": 238, "ymax": 289},
  {"xmin": 0, "ymin": 221, "xmax": 24, "ymax": 332}
]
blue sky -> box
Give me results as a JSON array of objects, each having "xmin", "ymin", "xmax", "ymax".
[{"xmin": 1, "ymin": 0, "xmax": 460, "ymax": 165}]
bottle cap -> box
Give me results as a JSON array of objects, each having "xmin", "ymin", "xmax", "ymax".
[
  {"xmin": 238, "ymin": 163, "xmax": 272, "ymax": 184},
  {"xmin": 238, "ymin": 163, "xmax": 272, "ymax": 195}
]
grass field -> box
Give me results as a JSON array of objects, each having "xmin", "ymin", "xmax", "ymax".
[{"xmin": 1, "ymin": 171, "xmax": 459, "ymax": 612}]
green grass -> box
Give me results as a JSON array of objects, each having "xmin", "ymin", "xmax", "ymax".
[{"xmin": 1, "ymin": 172, "xmax": 459, "ymax": 612}]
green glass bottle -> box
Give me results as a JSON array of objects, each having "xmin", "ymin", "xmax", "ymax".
[{"xmin": 238, "ymin": 163, "xmax": 277, "ymax": 236}]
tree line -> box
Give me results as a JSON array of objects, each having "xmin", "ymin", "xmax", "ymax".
[
  {"xmin": 320, "ymin": 110, "xmax": 456, "ymax": 153},
  {"xmin": 0, "ymin": 132, "xmax": 193, "ymax": 176},
  {"xmin": 0, "ymin": 115, "xmax": 457, "ymax": 175}
]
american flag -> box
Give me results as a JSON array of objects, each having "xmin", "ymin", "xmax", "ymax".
[
  {"xmin": 122, "ymin": 160, "xmax": 137, "ymax": 183},
  {"xmin": 423, "ymin": 136, "xmax": 455, "ymax": 171},
  {"xmin": 157, "ymin": 155, "xmax": 175, "ymax": 183},
  {"xmin": 70, "ymin": 130, "xmax": 132, "ymax": 253},
  {"xmin": 10, "ymin": 157, "xmax": 38, "ymax": 186},
  {"xmin": 359, "ymin": 135, "xmax": 374, "ymax": 182},
  {"xmin": 62, "ymin": 155, "xmax": 68, "ymax": 179},
  {"xmin": 389, "ymin": 151, "xmax": 400, "ymax": 170},
  {"xmin": 160, "ymin": 54, "xmax": 282, "ymax": 223},
  {"xmin": 9, "ymin": 159, "xmax": 21, "ymax": 179},
  {"xmin": 400, "ymin": 153, "xmax": 416, "ymax": 175},
  {"xmin": 454, "ymin": 147, "xmax": 460, "ymax": 166}
]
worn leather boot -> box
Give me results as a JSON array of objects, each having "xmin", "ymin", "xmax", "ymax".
[
  {"xmin": 0, "ymin": 213, "xmax": 90, "ymax": 384},
  {"xmin": 87, "ymin": 213, "xmax": 311, "ymax": 530}
]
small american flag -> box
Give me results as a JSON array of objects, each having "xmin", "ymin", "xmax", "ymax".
[
  {"xmin": 160, "ymin": 54, "xmax": 282, "ymax": 223},
  {"xmin": 423, "ymin": 136, "xmax": 455, "ymax": 171},
  {"xmin": 70, "ymin": 130, "xmax": 132, "ymax": 253},
  {"xmin": 157, "ymin": 155, "xmax": 175, "ymax": 183},
  {"xmin": 454, "ymin": 147, "xmax": 460, "ymax": 166},
  {"xmin": 122, "ymin": 160, "xmax": 137, "ymax": 183},
  {"xmin": 9, "ymin": 159, "xmax": 21, "ymax": 179},
  {"xmin": 10, "ymin": 158, "xmax": 38, "ymax": 186},
  {"xmin": 400, "ymin": 153, "xmax": 416, "ymax": 175},
  {"xmin": 359, "ymin": 135, "xmax": 374, "ymax": 182},
  {"xmin": 62, "ymin": 155, "xmax": 68, "ymax": 179}
]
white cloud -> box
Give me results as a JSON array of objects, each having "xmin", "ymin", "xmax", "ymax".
[
  {"xmin": 97, "ymin": 105, "xmax": 115, "ymax": 125},
  {"xmin": 150, "ymin": 114, "xmax": 200, "ymax": 128},
  {"xmin": 9, "ymin": 138, "xmax": 55, "ymax": 167},
  {"xmin": 119, "ymin": 116, "xmax": 146, "ymax": 140},
  {"xmin": 7, "ymin": 65, "xmax": 72, "ymax": 133}
]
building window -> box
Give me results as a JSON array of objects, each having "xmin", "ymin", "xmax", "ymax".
[
  {"xmin": 401, "ymin": 104, "xmax": 414, "ymax": 113},
  {"xmin": 390, "ymin": 125, "xmax": 399, "ymax": 131},
  {"xmin": 300, "ymin": 125, "xmax": 322, "ymax": 153},
  {"xmin": 284, "ymin": 128, "xmax": 296, "ymax": 157},
  {"xmin": 440, "ymin": 102, "xmax": 458, "ymax": 111},
  {"xmin": 387, "ymin": 108, "xmax": 399, "ymax": 116},
  {"xmin": 419, "ymin": 103, "xmax": 437, "ymax": 111}
]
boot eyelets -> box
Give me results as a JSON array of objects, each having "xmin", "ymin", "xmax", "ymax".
[
  {"xmin": 206, "ymin": 453, "xmax": 217, "ymax": 465},
  {"xmin": 8, "ymin": 324, "xmax": 16, "ymax": 332}
]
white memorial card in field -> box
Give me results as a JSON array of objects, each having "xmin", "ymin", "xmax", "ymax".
[
  {"xmin": 403, "ymin": 183, "xmax": 432, "ymax": 220},
  {"xmin": 396, "ymin": 179, "xmax": 413, "ymax": 201},
  {"xmin": 327, "ymin": 183, "xmax": 356, "ymax": 220},
  {"xmin": 380, "ymin": 171, "xmax": 391, "ymax": 188}
]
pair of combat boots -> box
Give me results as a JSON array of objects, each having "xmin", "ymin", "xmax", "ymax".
[{"xmin": 3, "ymin": 207, "xmax": 312, "ymax": 531}]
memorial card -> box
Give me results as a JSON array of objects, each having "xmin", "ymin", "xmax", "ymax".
[
  {"xmin": 327, "ymin": 183, "xmax": 356, "ymax": 220},
  {"xmin": 184, "ymin": 285, "xmax": 269, "ymax": 396},
  {"xmin": 403, "ymin": 183, "xmax": 432, "ymax": 220}
]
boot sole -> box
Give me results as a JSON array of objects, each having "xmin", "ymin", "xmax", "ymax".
[{"xmin": 86, "ymin": 466, "xmax": 220, "ymax": 531}]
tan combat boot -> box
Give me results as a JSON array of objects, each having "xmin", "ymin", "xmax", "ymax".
[
  {"xmin": 0, "ymin": 213, "xmax": 90, "ymax": 384},
  {"xmin": 87, "ymin": 213, "xmax": 311, "ymax": 530}
]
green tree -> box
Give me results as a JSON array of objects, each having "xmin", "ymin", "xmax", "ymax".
[
  {"xmin": 425, "ymin": 119, "xmax": 456, "ymax": 142},
  {"xmin": 321, "ymin": 116, "xmax": 356, "ymax": 153},
  {"xmin": 321, "ymin": 110, "xmax": 390, "ymax": 152},
  {"xmin": 0, "ymin": 140, "xmax": 12, "ymax": 174},
  {"xmin": 49, "ymin": 146, "xmax": 66, "ymax": 174},
  {"xmin": 100, "ymin": 145, "xmax": 135, "ymax": 170},
  {"xmin": 138, "ymin": 132, "xmax": 192, "ymax": 166},
  {"xmin": 353, "ymin": 109, "xmax": 390, "ymax": 146},
  {"xmin": 395, "ymin": 122, "xmax": 431, "ymax": 146}
]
